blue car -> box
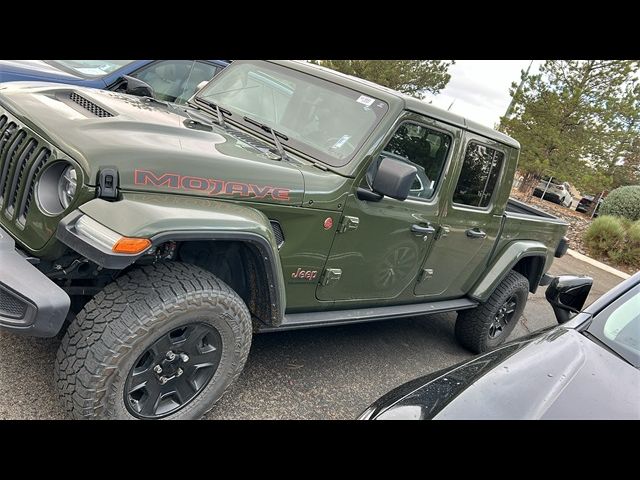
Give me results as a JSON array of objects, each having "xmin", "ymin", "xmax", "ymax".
[{"xmin": 0, "ymin": 60, "xmax": 229, "ymax": 104}]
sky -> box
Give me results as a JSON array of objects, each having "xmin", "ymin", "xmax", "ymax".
[{"xmin": 422, "ymin": 60, "xmax": 544, "ymax": 128}]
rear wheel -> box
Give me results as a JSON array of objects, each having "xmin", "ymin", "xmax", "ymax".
[
  {"xmin": 54, "ymin": 262, "xmax": 252, "ymax": 419},
  {"xmin": 455, "ymin": 270, "xmax": 529, "ymax": 353}
]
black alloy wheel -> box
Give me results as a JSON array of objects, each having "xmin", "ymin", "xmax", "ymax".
[
  {"xmin": 124, "ymin": 323, "xmax": 222, "ymax": 419},
  {"xmin": 488, "ymin": 295, "xmax": 518, "ymax": 339}
]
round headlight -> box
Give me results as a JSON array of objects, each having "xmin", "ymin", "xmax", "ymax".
[
  {"xmin": 37, "ymin": 162, "xmax": 78, "ymax": 216},
  {"xmin": 58, "ymin": 165, "xmax": 77, "ymax": 209}
]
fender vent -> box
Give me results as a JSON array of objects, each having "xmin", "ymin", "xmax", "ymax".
[
  {"xmin": 69, "ymin": 92, "xmax": 114, "ymax": 118},
  {"xmin": 269, "ymin": 220, "xmax": 285, "ymax": 249}
]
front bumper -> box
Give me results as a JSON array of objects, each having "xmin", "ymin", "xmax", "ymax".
[{"xmin": 0, "ymin": 226, "xmax": 70, "ymax": 337}]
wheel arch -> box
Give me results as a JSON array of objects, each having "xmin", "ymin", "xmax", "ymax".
[
  {"xmin": 154, "ymin": 232, "xmax": 284, "ymax": 326},
  {"xmin": 57, "ymin": 196, "xmax": 286, "ymax": 326},
  {"xmin": 468, "ymin": 240, "xmax": 548, "ymax": 302}
]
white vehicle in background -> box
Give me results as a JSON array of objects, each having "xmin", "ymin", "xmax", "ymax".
[{"xmin": 533, "ymin": 177, "xmax": 573, "ymax": 208}]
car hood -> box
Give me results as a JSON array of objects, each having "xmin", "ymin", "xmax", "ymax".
[
  {"xmin": 0, "ymin": 60, "xmax": 87, "ymax": 83},
  {"xmin": 362, "ymin": 328, "xmax": 640, "ymax": 420},
  {"xmin": 0, "ymin": 82, "xmax": 305, "ymax": 206}
]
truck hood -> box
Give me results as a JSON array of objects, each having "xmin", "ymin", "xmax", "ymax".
[
  {"xmin": 0, "ymin": 82, "xmax": 305, "ymax": 206},
  {"xmin": 363, "ymin": 328, "xmax": 640, "ymax": 420},
  {"xmin": 0, "ymin": 61, "xmax": 86, "ymax": 83}
]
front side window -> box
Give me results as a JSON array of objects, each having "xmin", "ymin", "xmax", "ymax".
[
  {"xmin": 130, "ymin": 60, "xmax": 196, "ymax": 103},
  {"xmin": 453, "ymin": 142, "xmax": 504, "ymax": 208},
  {"xmin": 196, "ymin": 61, "xmax": 389, "ymax": 167},
  {"xmin": 367, "ymin": 122, "xmax": 451, "ymax": 200},
  {"xmin": 587, "ymin": 286, "xmax": 640, "ymax": 368},
  {"xmin": 172, "ymin": 62, "xmax": 222, "ymax": 105}
]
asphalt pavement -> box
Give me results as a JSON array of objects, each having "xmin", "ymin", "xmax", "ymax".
[{"xmin": 0, "ymin": 253, "xmax": 627, "ymax": 420}]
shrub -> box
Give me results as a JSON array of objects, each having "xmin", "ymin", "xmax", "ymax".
[
  {"xmin": 584, "ymin": 215, "xmax": 626, "ymax": 257},
  {"xmin": 599, "ymin": 185, "xmax": 640, "ymax": 221},
  {"xmin": 621, "ymin": 221, "xmax": 640, "ymax": 266},
  {"xmin": 585, "ymin": 217, "xmax": 640, "ymax": 268}
]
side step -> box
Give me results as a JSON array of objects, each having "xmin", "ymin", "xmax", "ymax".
[{"xmin": 257, "ymin": 298, "xmax": 478, "ymax": 333}]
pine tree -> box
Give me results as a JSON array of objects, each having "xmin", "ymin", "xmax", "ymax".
[
  {"xmin": 499, "ymin": 60, "xmax": 640, "ymax": 196},
  {"xmin": 312, "ymin": 60, "xmax": 454, "ymax": 98}
]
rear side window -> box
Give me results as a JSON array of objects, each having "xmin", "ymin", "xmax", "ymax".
[{"xmin": 453, "ymin": 142, "xmax": 504, "ymax": 208}]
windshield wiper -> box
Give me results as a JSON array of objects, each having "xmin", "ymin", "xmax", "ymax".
[
  {"xmin": 198, "ymin": 99, "xmax": 232, "ymax": 128},
  {"xmin": 243, "ymin": 116, "xmax": 290, "ymax": 161}
]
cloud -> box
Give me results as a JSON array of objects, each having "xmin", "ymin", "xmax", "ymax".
[{"xmin": 424, "ymin": 60, "xmax": 543, "ymax": 128}]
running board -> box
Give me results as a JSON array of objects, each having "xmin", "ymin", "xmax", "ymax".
[{"xmin": 257, "ymin": 298, "xmax": 478, "ymax": 333}]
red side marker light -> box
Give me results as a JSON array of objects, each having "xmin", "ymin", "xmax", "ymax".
[{"xmin": 323, "ymin": 217, "xmax": 333, "ymax": 230}]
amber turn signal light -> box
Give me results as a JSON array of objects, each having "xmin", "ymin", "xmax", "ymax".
[{"xmin": 112, "ymin": 237, "xmax": 152, "ymax": 254}]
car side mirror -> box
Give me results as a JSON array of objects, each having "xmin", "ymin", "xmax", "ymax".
[
  {"xmin": 120, "ymin": 75, "xmax": 155, "ymax": 98},
  {"xmin": 545, "ymin": 275, "xmax": 593, "ymax": 324},
  {"xmin": 370, "ymin": 157, "xmax": 418, "ymax": 201},
  {"xmin": 195, "ymin": 80, "xmax": 209, "ymax": 93}
]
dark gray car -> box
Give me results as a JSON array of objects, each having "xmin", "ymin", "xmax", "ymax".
[{"xmin": 359, "ymin": 272, "xmax": 640, "ymax": 420}]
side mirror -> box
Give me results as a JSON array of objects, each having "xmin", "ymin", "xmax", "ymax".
[
  {"xmin": 371, "ymin": 157, "xmax": 418, "ymax": 201},
  {"xmin": 195, "ymin": 80, "xmax": 209, "ymax": 93},
  {"xmin": 545, "ymin": 275, "xmax": 593, "ymax": 324},
  {"xmin": 120, "ymin": 75, "xmax": 155, "ymax": 98}
]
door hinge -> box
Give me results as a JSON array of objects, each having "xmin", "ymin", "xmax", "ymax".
[
  {"xmin": 417, "ymin": 268, "xmax": 434, "ymax": 283},
  {"xmin": 338, "ymin": 215, "xmax": 359, "ymax": 233},
  {"xmin": 320, "ymin": 268, "xmax": 342, "ymax": 286},
  {"xmin": 435, "ymin": 225, "xmax": 450, "ymax": 240}
]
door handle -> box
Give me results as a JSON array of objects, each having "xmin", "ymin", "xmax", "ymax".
[
  {"xmin": 466, "ymin": 228, "xmax": 486, "ymax": 239},
  {"xmin": 411, "ymin": 224, "xmax": 436, "ymax": 235}
]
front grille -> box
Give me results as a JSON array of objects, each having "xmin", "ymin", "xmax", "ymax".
[
  {"xmin": 0, "ymin": 287, "xmax": 27, "ymax": 319},
  {"xmin": 270, "ymin": 220, "xmax": 285, "ymax": 249},
  {"xmin": 69, "ymin": 92, "xmax": 114, "ymax": 118},
  {"xmin": 0, "ymin": 114, "xmax": 54, "ymax": 227}
]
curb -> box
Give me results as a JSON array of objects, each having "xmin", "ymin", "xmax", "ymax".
[{"xmin": 566, "ymin": 249, "xmax": 632, "ymax": 279}]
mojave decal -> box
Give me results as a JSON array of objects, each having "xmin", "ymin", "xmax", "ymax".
[{"xmin": 134, "ymin": 169, "xmax": 291, "ymax": 201}]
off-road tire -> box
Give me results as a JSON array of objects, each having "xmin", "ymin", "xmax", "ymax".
[
  {"xmin": 54, "ymin": 262, "xmax": 252, "ymax": 419},
  {"xmin": 455, "ymin": 270, "xmax": 529, "ymax": 354}
]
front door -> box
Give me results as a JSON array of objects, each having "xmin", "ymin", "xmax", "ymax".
[
  {"xmin": 415, "ymin": 133, "xmax": 508, "ymax": 298},
  {"xmin": 316, "ymin": 113, "xmax": 458, "ymax": 305}
]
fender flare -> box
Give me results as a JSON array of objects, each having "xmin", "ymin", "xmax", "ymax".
[
  {"xmin": 56, "ymin": 194, "xmax": 286, "ymax": 323},
  {"xmin": 468, "ymin": 240, "xmax": 548, "ymax": 303}
]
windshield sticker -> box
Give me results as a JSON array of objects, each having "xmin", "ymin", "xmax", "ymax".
[
  {"xmin": 356, "ymin": 95, "xmax": 375, "ymax": 107},
  {"xmin": 332, "ymin": 135, "xmax": 351, "ymax": 149}
]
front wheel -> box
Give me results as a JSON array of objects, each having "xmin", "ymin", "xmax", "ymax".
[
  {"xmin": 455, "ymin": 270, "xmax": 529, "ymax": 353},
  {"xmin": 54, "ymin": 262, "xmax": 252, "ymax": 419}
]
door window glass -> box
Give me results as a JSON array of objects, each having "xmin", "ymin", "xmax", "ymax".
[
  {"xmin": 368, "ymin": 122, "xmax": 451, "ymax": 200},
  {"xmin": 130, "ymin": 60, "xmax": 194, "ymax": 103},
  {"xmin": 174, "ymin": 62, "xmax": 221, "ymax": 104},
  {"xmin": 453, "ymin": 142, "xmax": 504, "ymax": 208}
]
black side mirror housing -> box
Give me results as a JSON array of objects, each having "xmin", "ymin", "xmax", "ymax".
[
  {"xmin": 371, "ymin": 157, "xmax": 418, "ymax": 201},
  {"xmin": 545, "ymin": 275, "xmax": 593, "ymax": 324},
  {"xmin": 120, "ymin": 75, "xmax": 155, "ymax": 98}
]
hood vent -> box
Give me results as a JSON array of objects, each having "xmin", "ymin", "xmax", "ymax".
[{"xmin": 69, "ymin": 92, "xmax": 114, "ymax": 118}]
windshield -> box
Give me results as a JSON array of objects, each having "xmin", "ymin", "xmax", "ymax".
[
  {"xmin": 47, "ymin": 60, "xmax": 133, "ymax": 77},
  {"xmin": 196, "ymin": 61, "xmax": 389, "ymax": 167},
  {"xmin": 587, "ymin": 285, "xmax": 640, "ymax": 368}
]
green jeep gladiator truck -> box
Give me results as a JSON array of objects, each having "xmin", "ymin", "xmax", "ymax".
[{"xmin": 0, "ymin": 60, "xmax": 569, "ymax": 419}]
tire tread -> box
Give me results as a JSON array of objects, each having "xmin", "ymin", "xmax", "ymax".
[{"xmin": 54, "ymin": 262, "xmax": 252, "ymax": 419}]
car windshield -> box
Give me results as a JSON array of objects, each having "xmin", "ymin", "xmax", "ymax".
[
  {"xmin": 195, "ymin": 61, "xmax": 389, "ymax": 167},
  {"xmin": 587, "ymin": 285, "xmax": 640, "ymax": 368},
  {"xmin": 47, "ymin": 60, "xmax": 133, "ymax": 77}
]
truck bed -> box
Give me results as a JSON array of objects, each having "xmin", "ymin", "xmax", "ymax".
[{"xmin": 506, "ymin": 197, "xmax": 559, "ymax": 220}]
